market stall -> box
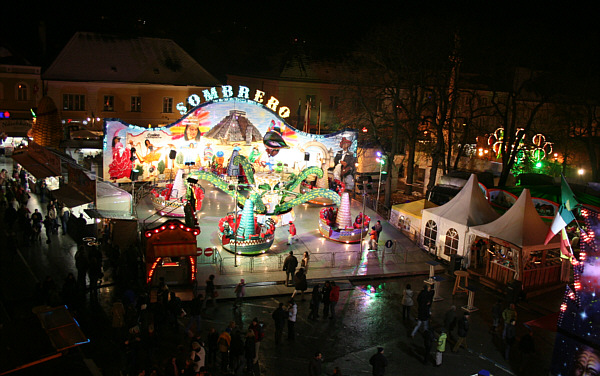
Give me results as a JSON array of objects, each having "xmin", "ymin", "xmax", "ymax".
[
  {"xmin": 468, "ymin": 189, "xmax": 562, "ymax": 293},
  {"xmin": 390, "ymin": 199, "xmax": 437, "ymax": 242},
  {"xmin": 420, "ymin": 174, "xmax": 499, "ymax": 261}
]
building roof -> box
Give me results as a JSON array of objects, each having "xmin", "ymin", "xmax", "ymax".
[{"xmin": 43, "ymin": 32, "xmax": 220, "ymax": 86}]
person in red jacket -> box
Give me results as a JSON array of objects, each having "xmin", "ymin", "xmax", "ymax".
[
  {"xmin": 288, "ymin": 222, "xmax": 297, "ymax": 245},
  {"xmin": 329, "ymin": 281, "xmax": 340, "ymax": 319}
]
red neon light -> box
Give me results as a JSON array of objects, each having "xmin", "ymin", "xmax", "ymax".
[
  {"xmin": 162, "ymin": 262, "xmax": 178, "ymax": 266},
  {"xmin": 189, "ymin": 256, "xmax": 196, "ymax": 282},
  {"xmin": 147, "ymin": 257, "xmax": 162, "ymax": 283}
]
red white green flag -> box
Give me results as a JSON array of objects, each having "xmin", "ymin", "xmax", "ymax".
[
  {"xmin": 559, "ymin": 228, "xmax": 573, "ymax": 259},
  {"xmin": 544, "ymin": 175, "xmax": 578, "ymax": 245}
]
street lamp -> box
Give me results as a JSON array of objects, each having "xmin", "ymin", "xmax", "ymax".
[{"xmin": 375, "ymin": 152, "xmax": 385, "ymax": 212}]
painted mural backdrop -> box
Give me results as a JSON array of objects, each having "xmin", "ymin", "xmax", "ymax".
[{"xmin": 103, "ymin": 98, "xmax": 357, "ymax": 184}]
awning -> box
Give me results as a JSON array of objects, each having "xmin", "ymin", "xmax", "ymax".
[
  {"xmin": 524, "ymin": 312, "xmax": 559, "ymax": 332},
  {"xmin": 52, "ymin": 185, "xmax": 93, "ymax": 208},
  {"xmin": 11, "ymin": 152, "xmax": 60, "ymax": 180},
  {"xmin": 153, "ymin": 243, "xmax": 197, "ymax": 257},
  {"xmin": 84, "ymin": 208, "xmax": 135, "ymax": 220}
]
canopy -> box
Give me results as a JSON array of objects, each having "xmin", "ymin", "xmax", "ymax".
[
  {"xmin": 469, "ymin": 189, "xmax": 560, "ymax": 251},
  {"xmin": 421, "ymin": 174, "xmax": 499, "ymax": 260},
  {"xmin": 391, "ymin": 199, "xmax": 437, "ymax": 235}
]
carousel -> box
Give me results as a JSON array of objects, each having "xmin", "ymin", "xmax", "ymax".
[{"xmin": 318, "ymin": 192, "xmax": 370, "ymax": 243}]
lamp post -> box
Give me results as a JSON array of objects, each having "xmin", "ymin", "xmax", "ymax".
[{"xmin": 375, "ymin": 152, "xmax": 385, "ymax": 213}]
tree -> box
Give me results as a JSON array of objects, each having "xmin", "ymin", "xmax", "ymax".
[{"xmin": 338, "ymin": 18, "xmax": 453, "ymax": 206}]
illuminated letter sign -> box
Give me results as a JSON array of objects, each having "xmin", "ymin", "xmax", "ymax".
[
  {"xmin": 175, "ymin": 85, "xmax": 290, "ymax": 118},
  {"xmin": 221, "ymin": 85, "xmax": 234, "ymax": 98},
  {"xmin": 237, "ymin": 86, "xmax": 250, "ymax": 99},
  {"xmin": 202, "ymin": 87, "xmax": 219, "ymax": 101}
]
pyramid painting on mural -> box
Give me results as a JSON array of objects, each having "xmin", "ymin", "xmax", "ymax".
[{"xmin": 204, "ymin": 110, "xmax": 262, "ymax": 145}]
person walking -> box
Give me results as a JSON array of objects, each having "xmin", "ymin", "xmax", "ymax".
[
  {"xmin": 443, "ymin": 305, "xmax": 457, "ymax": 340},
  {"xmin": 185, "ymin": 292, "xmax": 203, "ymax": 336},
  {"xmin": 271, "ymin": 302, "xmax": 287, "ymax": 344},
  {"xmin": 43, "ymin": 215, "xmax": 53, "ymax": 244},
  {"xmin": 374, "ymin": 220, "xmax": 383, "ymax": 242},
  {"xmin": 369, "ymin": 347, "xmax": 388, "ymax": 376},
  {"xmin": 368, "ymin": 226, "xmax": 378, "ymax": 250},
  {"xmin": 518, "ymin": 327, "xmax": 535, "ymax": 373},
  {"xmin": 401, "ymin": 284, "xmax": 414, "ymax": 321},
  {"xmin": 502, "ymin": 303, "xmax": 517, "ymax": 340},
  {"xmin": 287, "ymin": 221, "xmax": 297, "ymax": 245},
  {"xmin": 308, "ymin": 351, "xmax": 323, "ymax": 376},
  {"xmin": 504, "ymin": 319, "xmax": 517, "ymax": 360},
  {"xmin": 491, "ymin": 299, "xmax": 503, "ymax": 334},
  {"xmin": 249, "ymin": 317, "xmax": 264, "ymax": 365},
  {"xmin": 423, "ymin": 329, "xmax": 434, "ymax": 365},
  {"xmin": 287, "ymin": 298, "xmax": 297, "ymax": 341},
  {"xmin": 292, "ymin": 268, "xmax": 307, "ymax": 300},
  {"xmin": 283, "ymin": 251, "xmax": 298, "ymax": 286},
  {"xmin": 329, "ymin": 281, "xmax": 340, "ymax": 320},
  {"xmin": 321, "ymin": 281, "xmax": 332, "ymax": 319},
  {"xmin": 60, "ymin": 205, "xmax": 70, "ymax": 235},
  {"xmin": 203, "ymin": 274, "xmax": 217, "ymax": 309},
  {"xmin": 435, "ymin": 328, "xmax": 447, "ymax": 367},
  {"xmin": 301, "ymin": 251, "xmax": 310, "ymax": 275},
  {"xmin": 217, "ymin": 328, "xmax": 231, "ymax": 374},
  {"xmin": 244, "ymin": 329, "xmax": 255, "ymax": 375},
  {"xmin": 233, "ymin": 279, "xmax": 245, "ymax": 308},
  {"xmin": 308, "ymin": 283, "xmax": 321, "ymax": 320},
  {"xmin": 452, "ymin": 312, "xmax": 470, "ymax": 352},
  {"xmin": 411, "ymin": 285, "xmax": 432, "ymax": 338}
]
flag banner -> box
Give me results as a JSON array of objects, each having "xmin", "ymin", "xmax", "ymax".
[{"xmin": 544, "ymin": 175, "xmax": 578, "ymax": 245}]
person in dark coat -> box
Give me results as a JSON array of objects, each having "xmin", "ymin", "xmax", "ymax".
[
  {"xmin": 411, "ymin": 285, "xmax": 432, "ymax": 337},
  {"xmin": 518, "ymin": 327, "xmax": 535, "ymax": 372},
  {"xmin": 292, "ymin": 268, "xmax": 308, "ymax": 300},
  {"xmin": 444, "ymin": 305, "xmax": 457, "ymax": 339},
  {"xmin": 283, "ymin": 251, "xmax": 298, "ymax": 286},
  {"xmin": 423, "ymin": 329, "xmax": 434, "ymax": 365},
  {"xmin": 308, "ymin": 283, "xmax": 321, "ymax": 320},
  {"xmin": 504, "ymin": 319, "xmax": 517, "ymax": 360},
  {"xmin": 369, "ymin": 347, "xmax": 388, "ymax": 376},
  {"xmin": 271, "ymin": 302, "xmax": 287, "ymax": 344},
  {"xmin": 321, "ymin": 281, "xmax": 332, "ymax": 319},
  {"xmin": 243, "ymin": 328, "xmax": 255, "ymax": 374},
  {"xmin": 308, "ymin": 351, "xmax": 323, "ymax": 376},
  {"xmin": 452, "ymin": 312, "xmax": 470, "ymax": 352}
]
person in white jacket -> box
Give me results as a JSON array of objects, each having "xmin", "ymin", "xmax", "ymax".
[{"xmin": 287, "ymin": 298, "xmax": 297, "ymax": 341}]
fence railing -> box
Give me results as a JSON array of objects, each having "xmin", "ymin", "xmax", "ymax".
[{"xmin": 213, "ymin": 245, "xmax": 411, "ymax": 275}]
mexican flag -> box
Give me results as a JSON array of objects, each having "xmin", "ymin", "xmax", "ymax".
[
  {"xmin": 544, "ymin": 175, "xmax": 578, "ymax": 245},
  {"xmin": 559, "ymin": 227, "xmax": 573, "ymax": 259}
]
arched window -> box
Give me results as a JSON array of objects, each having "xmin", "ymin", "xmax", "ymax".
[
  {"xmin": 444, "ymin": 228, "xmax": 459, "ymax": 255},
  {"xmin": 424, "ymin": 220, "xmax": 437, "ymax": 250},
  {"xmin": 398, "ymin": 215, "xmax": 411, "ymax": 232},
  {"xmin": 17, "ymin": 83, "xmax": 28, "ymax": 101}
]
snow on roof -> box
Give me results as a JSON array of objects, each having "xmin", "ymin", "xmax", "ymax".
[{"xmin": 43, "ymin": 32, "xmax": 220, "ymax": 86}]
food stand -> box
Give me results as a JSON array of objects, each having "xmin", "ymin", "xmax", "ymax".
[
  {"xmin": 469, "ymin": 189, "xmax": 562, "ymax": 294},
  {"xmin": 144, "ymin": 219, "xmax": 200, "ymax": 301}
]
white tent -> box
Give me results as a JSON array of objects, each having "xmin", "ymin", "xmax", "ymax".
[
  {"xmin": 421, "ymin": 174, "xmax": 499, "ymax": 261},
  {"xmin": 468, "ymin": 189, "xmax": 561, "ymax": 289}
]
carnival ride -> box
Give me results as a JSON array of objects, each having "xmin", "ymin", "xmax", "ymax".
[{"xmin": 318, "ymin": 192, "xmax": 370, "ymax": 243}]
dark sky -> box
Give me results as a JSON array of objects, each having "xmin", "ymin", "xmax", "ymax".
[{"xmin": 2, "ymin": 1, "xmax": 599, "ymax": 78}]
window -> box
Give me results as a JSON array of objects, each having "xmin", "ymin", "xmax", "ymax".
[
  {"xmin": 131, "ymin": 96, "xmax": 142, "ymax": 112},
  {"xmin": 398, "ymin": 215, "xmax": 411, "ymax": 232},
  {"xmin": 444, "ymin": 228, "xmax": 459, "ymax": 256},
  {"xmin": 424, "ymin": 220, "xmax": 437, "ymax": 250},
  {"xmin": 17, "ymin": 83, "xmax": 28, "ymax": 101},
  {"xmin": 103, "ymin": 95, "xmax": 114, "ymax": 111},
  {"xmin": 163, "ymin": 97, "xmax": 173, "ymax": 113},
  {"xmin": 63, "ymin": 94, "xmax": 85, "ymax": 111}
]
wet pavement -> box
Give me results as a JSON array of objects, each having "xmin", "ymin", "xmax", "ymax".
[{"xmin": 0, "ymin": 155, "xmax": 562, "ymax": 375}]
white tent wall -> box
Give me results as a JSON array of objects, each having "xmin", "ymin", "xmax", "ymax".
[{"xmin": 420, "ymin": 174, "xmax": 499, "ymax": 263}]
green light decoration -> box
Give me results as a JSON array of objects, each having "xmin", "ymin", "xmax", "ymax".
[
  {"xmin": 277, "ymin": 188, "xmax": 341, "ymax": 212},
  {"xmin": 284, "ymin": 166, "xmax": 324, "ymax": 191},
  {"xmin": 233, "ymin": 154, "xmax": 256, "ymax": 185}
]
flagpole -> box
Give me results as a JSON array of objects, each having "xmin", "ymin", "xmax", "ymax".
[{"xmin": 317, "ymin": 100, "xmax": 322, "ymax": 135}]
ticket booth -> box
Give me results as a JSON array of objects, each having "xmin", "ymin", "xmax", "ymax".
[{"xmin": 144, "ymin": 219, "xmax": 200, "ymax": 301}]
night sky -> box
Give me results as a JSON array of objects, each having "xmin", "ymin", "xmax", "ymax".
[{"xmin": 2, "ymin": 2, "xmax": 599, "ymax": 80}]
